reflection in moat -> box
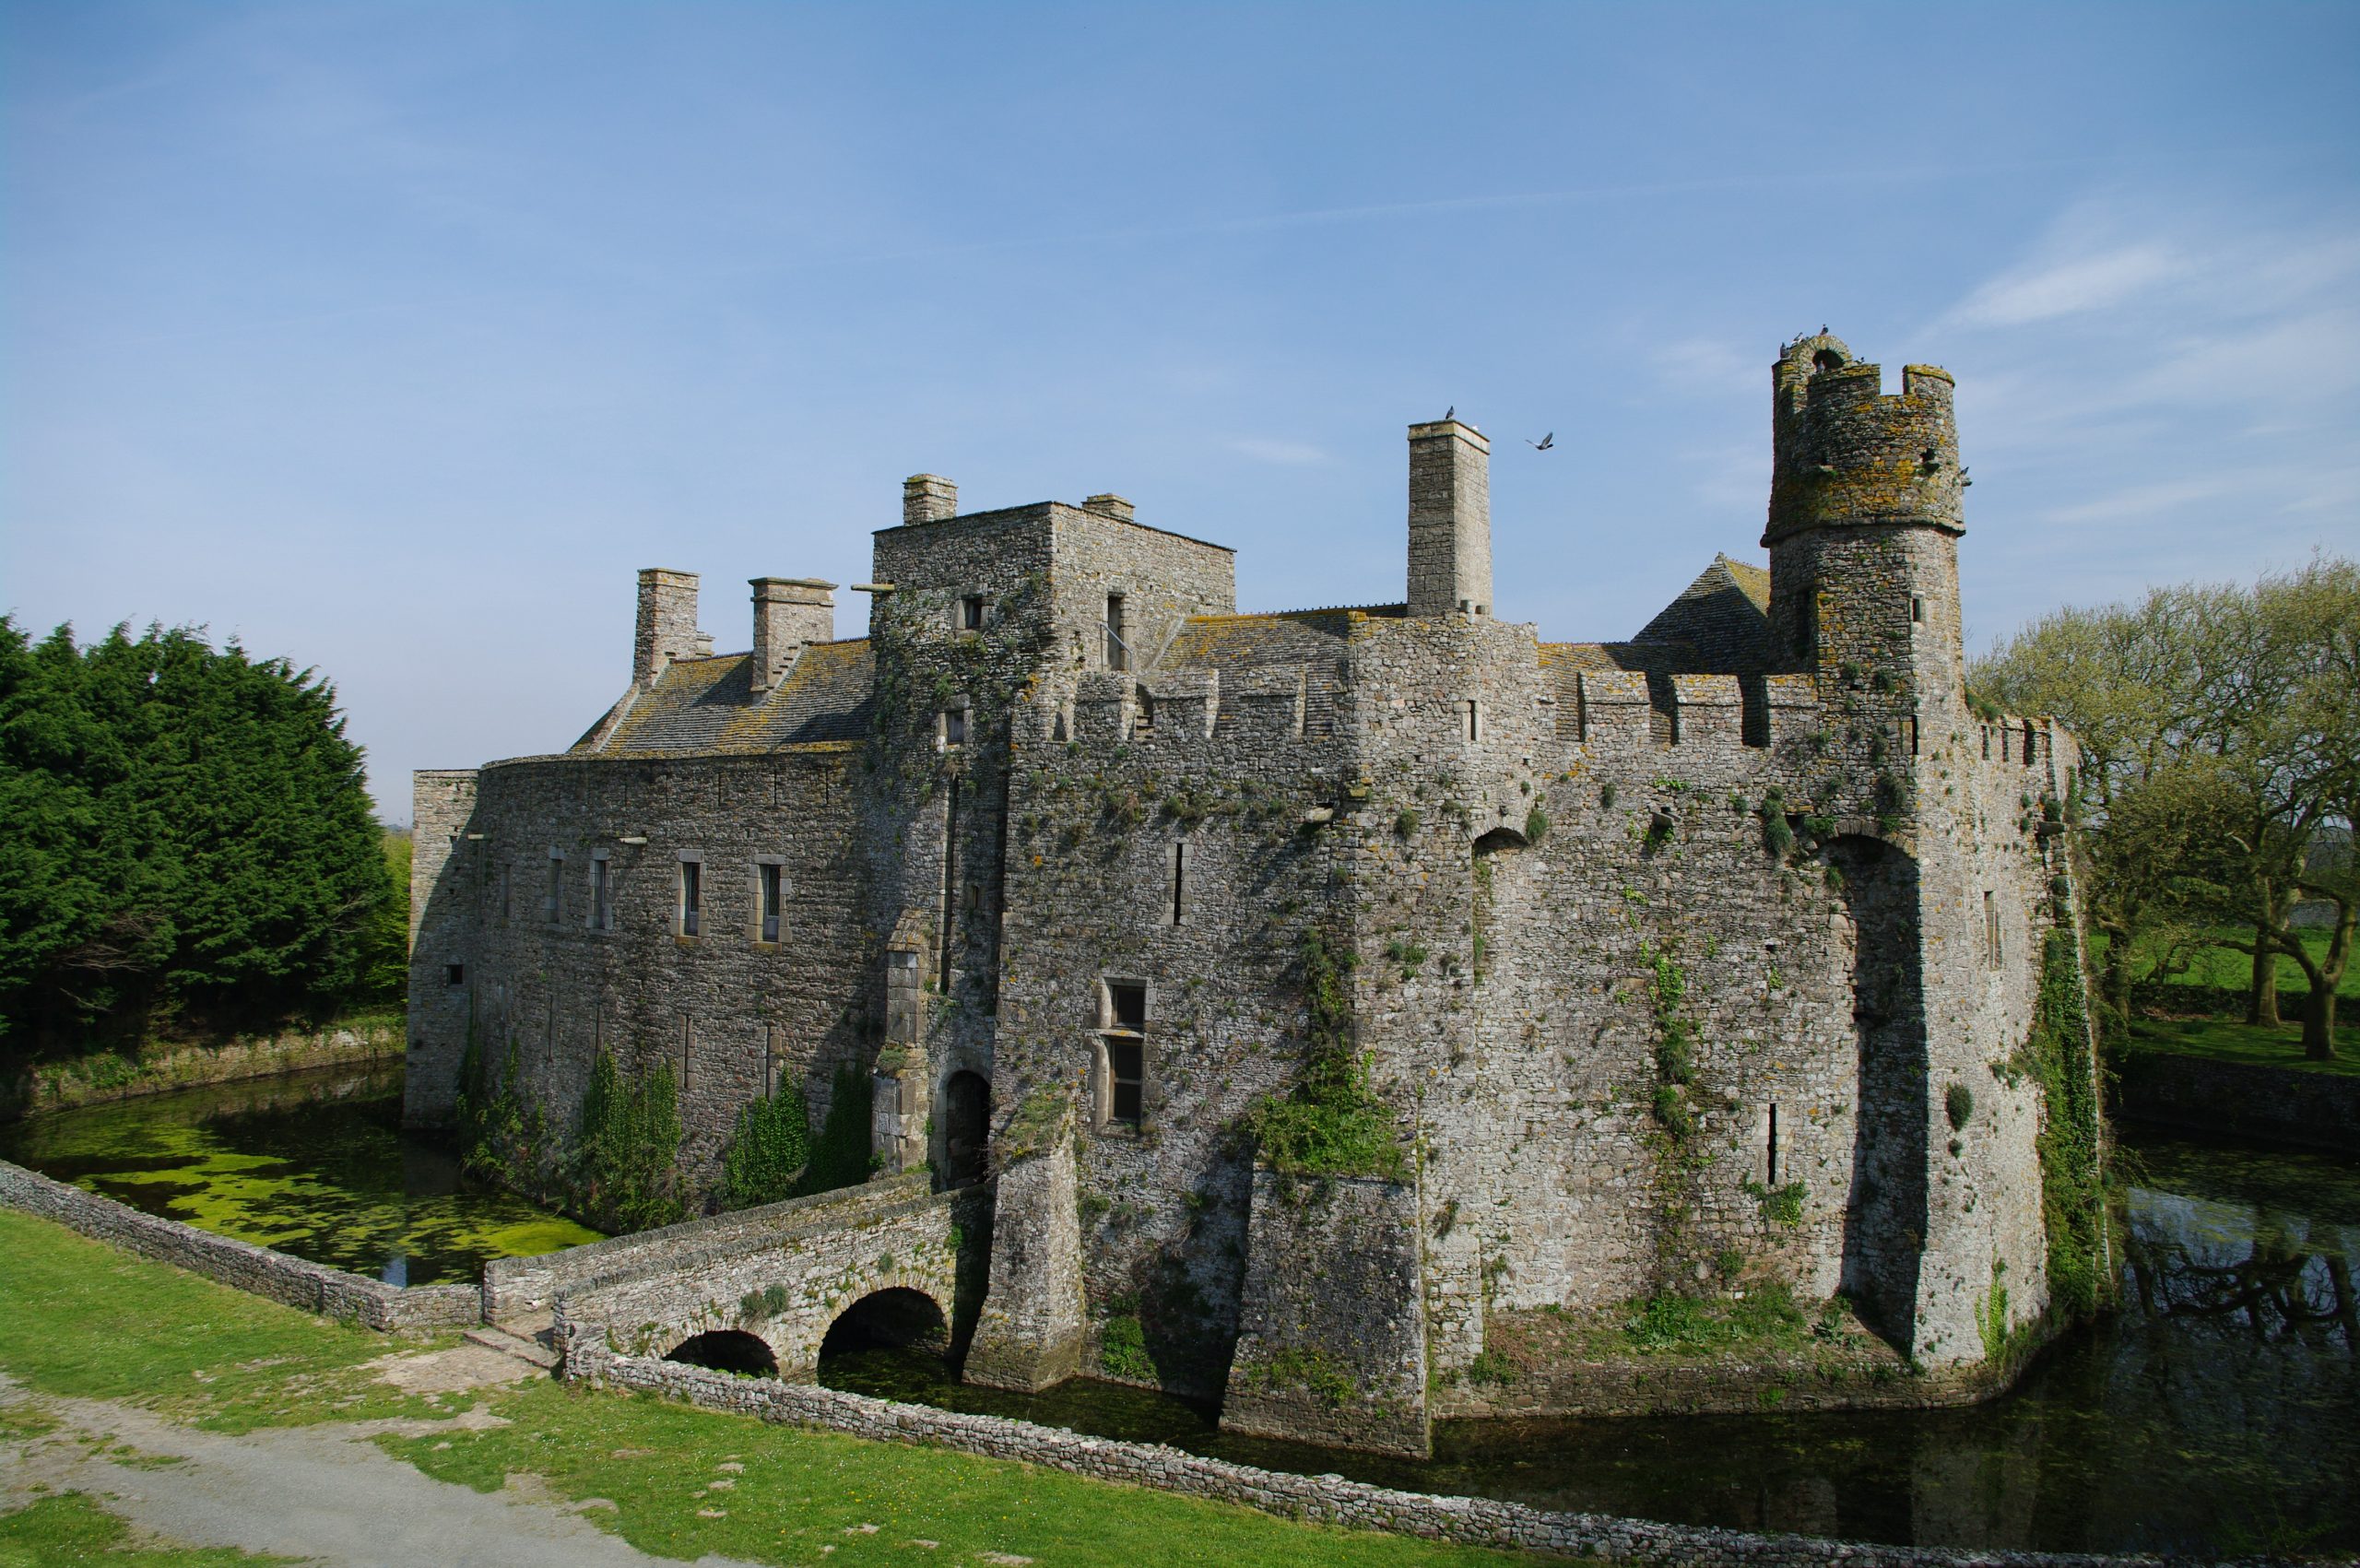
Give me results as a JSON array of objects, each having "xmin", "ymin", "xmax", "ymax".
[{"xmin": 823, "ymin": 1125, "xmax": 2359, "ymax": 1558}]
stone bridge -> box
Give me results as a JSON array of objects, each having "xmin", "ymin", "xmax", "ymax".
[{"xmin": 531, "ymin": 1173, "xmax": 995, "ymax": 1380}]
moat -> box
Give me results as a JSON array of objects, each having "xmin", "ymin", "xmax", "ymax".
[
  {"xmin": 5, "ymin": 1067, "xmax": 2353, "ymax": 1556},
  {"xmin": 0, "ymin": 1063, "xmax": 599, "ymax": 1284}
]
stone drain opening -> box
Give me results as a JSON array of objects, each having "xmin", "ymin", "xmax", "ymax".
[{"xmin": 666, "ymin": 1329, "xmax": 780, "ymax": 1377}]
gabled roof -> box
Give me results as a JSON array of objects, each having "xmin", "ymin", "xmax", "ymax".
[
  {"xmin": 574, "ymin": 640, "xmax": 876, "ymax": 758},
  {"xmin": 1629, "ymin": 554, "xmax": 1776, "ymax": 673}
]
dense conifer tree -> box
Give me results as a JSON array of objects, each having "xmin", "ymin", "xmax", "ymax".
[{"xmin": 0, "ymin": 616, "xmax": 400, "ymax": 1055}]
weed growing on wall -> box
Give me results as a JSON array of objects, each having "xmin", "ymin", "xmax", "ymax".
[
  {"xmin": 718, "ymin": 1081, "xmax": 811, "ymax": 1210},
  {"xmin": 1248, "ymin": 929, "xmax": 1406, "ymax": 1180},
  {"xmin": 1099, "ymin": 1311, "xmax": 1154, "ymax": 1380},
  {"xmin": 2022, "ymin": 927, "xmax": 2109, "ymax": 1316},
  {"xmin": 571, "ymin": 1050, "xmax": 685, "ymax": 1233}
]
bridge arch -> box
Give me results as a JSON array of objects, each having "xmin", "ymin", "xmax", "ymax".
[
  {"xmin": 666, "ymin": 1329, "xmax": 780, "ymax": 1376},
  {"xmin": 817, "ymin": 1285, "xmax": 950, "ymax": 1364}
]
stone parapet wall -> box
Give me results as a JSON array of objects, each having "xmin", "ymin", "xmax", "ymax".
[
  {"xmin": 0, "ymin": 1160, "xmax": 479, "ymax": 1331},
  {"xmin": 484, "ymin": 1172, "xmax": 929, "ymax": 1317},
  {"xmin": 570, "ymin": 1345, "xmax": 2192, "ymax": 1568},
  {"xmin": 2115, "ymin": 1052, "xmax": 2360, "ymax": 1152}
]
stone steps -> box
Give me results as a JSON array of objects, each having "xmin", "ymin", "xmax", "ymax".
[{"xmin": 463, "ymin": 1324, "xmax": 558, "ymax": 1371}]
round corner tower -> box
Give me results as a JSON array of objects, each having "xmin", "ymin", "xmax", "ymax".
[{"xmin": 1763, "ymin": 334, "xmax": 1967, "ymax": 741}]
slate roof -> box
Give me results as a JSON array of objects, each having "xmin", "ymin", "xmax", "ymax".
[
  {"xmin": 1628, "ymin": 554, "xmax": 1776, "ymax": 673},
  {"xmin": 572, "ymin": 640, "xmax": 876, "ymax": 758}
]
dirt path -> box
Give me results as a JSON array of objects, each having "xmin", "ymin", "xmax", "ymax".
[{"xmin": 0, "ymin": 1356, "xmax": 763, "ymax": 1568}]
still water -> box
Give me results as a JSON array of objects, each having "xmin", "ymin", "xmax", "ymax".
[
  {"xmin": 0, "ymin": 1063, "xmax": 599, "ymax": 1284},
  {"xmin": 824, "ymin": 1126, "xmax": 2359, "ymax": 1559}
]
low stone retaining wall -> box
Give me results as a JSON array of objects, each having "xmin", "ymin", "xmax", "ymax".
[
  {"xmin": 0, "ymin": 1159, "xmax": 478, "ymax": 1331},
  {"xmin": 483, "ymin": 1172, "xmax": 932, "ymax": 1319},
  {"xmin": 2115, "ymin": 1051, "xmax": 2359, "ymax": 1151},
  {"xmin": 571, "ymin": 1344, "xmax": 2216, "ymax": 1567},
  {"xmin": 1, "ymin": 1019, "xmax": 403, "ymax": 1120}
]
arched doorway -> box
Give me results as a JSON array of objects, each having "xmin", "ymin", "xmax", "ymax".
[
  {"xmin": 943, "ymin": 1071, "xmax": 989, "ymax": 1188},
  {"xmin": 666, "ymin": 1330, "xmax": 778, "ymax": 1376}
]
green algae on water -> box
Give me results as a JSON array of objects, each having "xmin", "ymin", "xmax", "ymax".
[{"xmin": 0, "ymin": 1063, "xmax": 599, "ymax": 1285}]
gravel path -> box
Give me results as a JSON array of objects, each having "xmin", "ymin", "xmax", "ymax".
[{"xmin": 0, "ymin": 1362, "xmax": 763, "ymax": 1568}]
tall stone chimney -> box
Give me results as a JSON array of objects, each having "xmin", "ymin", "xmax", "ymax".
[
  {"xmin": 1405, "ymin": 419, "xmax": 1492, "ymax": 618},
  {"xmin": 903, "ymin": 474, "xmax": 958, "ymax": 525},
  {"xmin": 634, "ymin": 569, "xmax": 702, "ymax": 685},
  {"xmin": 749, "ymin": 577, "xmax": 837, "ymax": 693}
]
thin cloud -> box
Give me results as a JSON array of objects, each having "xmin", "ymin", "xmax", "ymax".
[
  {"xmin": 1227, "ymin": 436, "xmax": 1330, "ymax": 466},
  {"xmin": 1946, "ymin": 242, "xmax": 2182, "ymax": 328}
]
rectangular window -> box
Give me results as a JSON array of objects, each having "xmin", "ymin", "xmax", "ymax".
[
  {"xmin": 943, "ymin": 707, "xmax": 967, "ymax": 747},
  {"xmin": 678, "ymin": 859, "xmax": 702, "ymax": 937},
  {"xmin": 1105, "ymin": 595, "xmax": 1127, "ymax": 672},
  {"xmin": 960, "ymin": 595, "xmax": 986, "ymax": 631},
  {"xmin": 546, "ymin": 855, "xmax": 563, "ymax": 921},
  {"xmin": 1984, "ymin": 891, "xmax": 2001, "ymax": 970},
  {"xmin": 759, "ymin": 863, "xmax": 783, "ymax": 943},
  {"xmin": 1106, "ymin": 979, "xmax": 1146, "ymax": 1033},
  {"xmin": 1108, "ymin": 1038, "xmax": 1144, "ymax": 1126},
  {"xmin": 1910, "ymin": 596, "xmax": 1925, "ymax": 624},
  {"xmin": 1461, "ymin": 699, "xmax": 1480, "ymax": 743},
  {"xmin": 592, "ymin": 856, "xmax": 611, "ymax": 931},
  {"xmin": 445, "ymin": 963, "xmax": 465, "ymax": 986},
  {"xmin": 1902, "ymin": 714, "xmax": 1918, "ymax": 758},
  {"xmin": 1766, "ymin": 1102, "xmax": 1780, "ymax": 1187},
  {"xmin": 1170, "ymin": 843, "xmax": 1186, "ymax": 926},
  {"xmin": 678, "ymin": 1012, "xmax": 692, "ymax": 1091}
]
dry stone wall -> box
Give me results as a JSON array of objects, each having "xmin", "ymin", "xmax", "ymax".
[
  {"xmin": 0, "ymin": 1159, "xmax": 478, "ymax": 1330},
  {"xmin": 570, "ymin": 1345, "xmax": 2203, "ymax": 1568}
]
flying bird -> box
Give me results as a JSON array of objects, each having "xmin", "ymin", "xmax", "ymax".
[{"xmin": 1528, "ymin": 432, "xmax": 1554, "ymax": 451}]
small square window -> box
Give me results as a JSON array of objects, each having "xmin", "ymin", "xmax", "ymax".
[
  {"xmin": 445, "ymin": 963, "xmax": 465, "ymax": 986},
  {"xmin": 1105, "ymin": 980, "xmax": 1146, "ymax": 1033}
]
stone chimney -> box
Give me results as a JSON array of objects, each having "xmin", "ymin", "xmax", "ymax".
[
  {"xmin": 634, "ymin": 568, "xmax": 702, "ymax": 685},
  {"xmin": 749, "ymin": 577, "xmax": 837, "ymax": 693},
  {"xmin": 1405, "ymin": 419, "xmax": 1492, "ymax": 618},
  {"xmin": 1083, "ymin": 493, "xmax": 1136, "ymax": 522},
  {"xmin": 903, "ymin": 475, "xmax": 958, "ymax": 525}
]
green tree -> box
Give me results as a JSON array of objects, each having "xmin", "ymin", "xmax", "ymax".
[
  {"xmin": 0, "ymin": 618, "xmax": 394, "ymax": 1054},
  {"xmin": 1973, "ymin": 557, "xmax": 2358, "ymax": 1056}
]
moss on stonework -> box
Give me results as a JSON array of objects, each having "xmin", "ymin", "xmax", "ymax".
[{"xmin": 997, "ymin": 1085, "xmax": 1069, "ymax": 1164}]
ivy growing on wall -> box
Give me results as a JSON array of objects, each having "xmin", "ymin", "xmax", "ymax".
[
  {"xmin": 2022, "ymin": 926, "xmax": 2109, "ymax": 1316},
  {"xmin": 717, "ymin": 1079, "xmax": 812, "ymax": 1210},
  {"xmin": 1248, "ymin": 929, "xmax": 1406, "ymax": 1180},
  {"xmin": 569, "ymin": 1048, "xmax": 685, "ymax": 1233}
]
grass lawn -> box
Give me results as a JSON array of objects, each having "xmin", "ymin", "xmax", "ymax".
[
  {"xmin": 2097, "ymin": 925, "xmax": 2358, "ymax": 1004},
  {"xmin": 0, "ymin": 1492, "xmax": 299, "ymax": 1568},
  {"xmin": 2124, "ymin": 1015, "xmax": 2360, "ymax": 1078},
  {"xmin": 0, "ymin": 1210, "xmax": 1548, "ymax": 1567}
]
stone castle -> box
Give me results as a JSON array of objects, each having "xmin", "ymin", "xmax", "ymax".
[{"xmin": 408, "ymin": 333, "xmax": 2103, "ymax": 1456}]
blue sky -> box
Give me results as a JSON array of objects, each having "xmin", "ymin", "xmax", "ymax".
[{"xmin": 5, "ymin": 2, "xmax": 2354, "ymax": 819}]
